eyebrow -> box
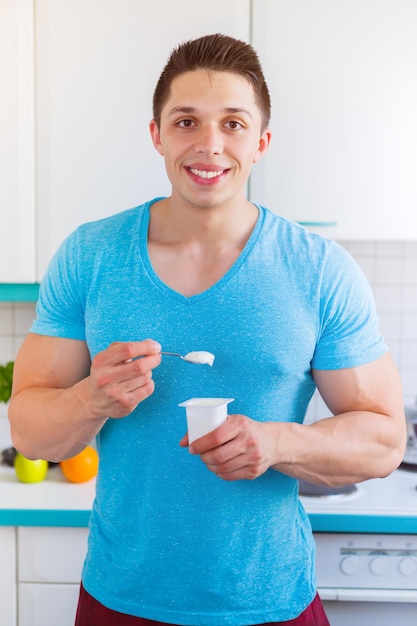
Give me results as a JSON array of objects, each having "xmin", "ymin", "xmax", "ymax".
[{"xmin": 167, "ymin": 106, "xmax": 254, "ymax": 119}]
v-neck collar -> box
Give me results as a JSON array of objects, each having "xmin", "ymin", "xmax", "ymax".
[{"xmin": 140, "ymin": 198, "xmax": 265, "ymax": 304}]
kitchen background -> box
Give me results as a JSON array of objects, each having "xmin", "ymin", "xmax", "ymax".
[{"xmin": 2, "ymin": 3, "xmax": 417, "ymax": 625}]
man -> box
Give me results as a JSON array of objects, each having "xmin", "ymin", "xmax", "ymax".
[{"xmin": 9, "ymin": 34, "xmax": 405, "ymax": 625}]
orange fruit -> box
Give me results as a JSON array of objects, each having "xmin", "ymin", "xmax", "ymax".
[{"xmin": 60, "ymin": 445, "xmax": 99, "ymax": 483}]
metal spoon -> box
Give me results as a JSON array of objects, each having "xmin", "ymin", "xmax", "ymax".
[{"xmin": 160, "ymin": 351, "xmax": 215, "ymax": 366}]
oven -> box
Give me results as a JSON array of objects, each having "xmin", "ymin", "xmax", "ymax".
[{"xmin": 300, "ymin": 469, "xmax": 417, "ymax": 626}]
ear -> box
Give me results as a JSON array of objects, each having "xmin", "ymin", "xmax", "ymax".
[
  {"xmin": 149, "ymin": 119, "xmax": 164, "ymax": 155},
  {"xmin": 253, "ymin": 127, "xmax": 272, "ymax": 164}
]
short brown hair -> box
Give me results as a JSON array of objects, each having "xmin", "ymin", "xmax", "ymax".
[{"xmin": 152, "ymin": 33, "xmax": 271, "ymax": 131}]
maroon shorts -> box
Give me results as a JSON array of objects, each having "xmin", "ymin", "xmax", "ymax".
[{"xmin": 74, "ymin": 583, "xmax": 330, "ymax": 626}]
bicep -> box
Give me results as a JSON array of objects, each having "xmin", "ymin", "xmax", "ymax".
[
  {"xmin": 12, "ymin": 333, "xmax": 91, "ymax": 395},
  {"xmin": 312, "ymin": 352, "xmax": 404, "ymax": 420}
]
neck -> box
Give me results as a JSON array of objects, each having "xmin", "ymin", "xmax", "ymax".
[{"xmin": 148, "ymin": 196, "xmax": 259, "ymax": 248}]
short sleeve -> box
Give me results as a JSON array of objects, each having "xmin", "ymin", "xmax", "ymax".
[
  {"xmin": 312, "ymin": 242, "xmax": 386, "ymax": 370},
  {"xmin": 30, "ymin": 229, "xmax": 87, "ymax": 340}
]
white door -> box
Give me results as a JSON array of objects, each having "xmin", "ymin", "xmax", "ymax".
[{"xmin": 0, "ymin": 0, "xmax": 35, "ymax": 282}]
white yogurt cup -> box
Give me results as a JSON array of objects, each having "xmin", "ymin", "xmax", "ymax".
[{"xmin": 179, "ymin": 398, "xmax": 234, "ymax": 443}]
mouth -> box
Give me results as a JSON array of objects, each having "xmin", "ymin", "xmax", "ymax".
[{"xmin": 187, "ymin": 167, "xmax": 228, "ymax": 182}]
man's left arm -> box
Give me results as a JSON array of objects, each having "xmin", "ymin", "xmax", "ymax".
[{"xmin": 273, "ymin": 352, "xmax": 406, "ymax": 486}]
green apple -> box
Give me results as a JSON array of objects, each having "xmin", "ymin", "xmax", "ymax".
[{"xmin": 14, "ymin": 453, "xmax": 48, "ymax": 483}]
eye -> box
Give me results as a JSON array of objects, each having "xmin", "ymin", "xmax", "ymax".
[
  {"xmin": 176, "ymin": 119, "xmax": 195, "ymax": 128},
  {"xmin": 225, "ymin": 120, "xmax": 243, "ymax": 131}
]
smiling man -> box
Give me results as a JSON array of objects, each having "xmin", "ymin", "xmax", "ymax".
[{"xmin": 9, "ymin": 34, "xmax": 405, "ymax": 626}]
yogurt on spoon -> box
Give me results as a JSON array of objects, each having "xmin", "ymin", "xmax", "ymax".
[
  {"xmin": 182, "ymin": 351, "xmax": 215, "ymax": 366},
  {"xmin": 160, "ymin": 350, "xmax": 215, "ymax": 366}
]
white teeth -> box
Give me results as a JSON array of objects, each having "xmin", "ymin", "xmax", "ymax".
[{"xmin": 189, "ymin": 168, "xmax": 223, "ymax": 179}]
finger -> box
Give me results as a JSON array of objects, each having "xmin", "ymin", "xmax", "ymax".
[
  {"xmin": 120, "ymin": 352, "xmax": 162, "ymax": 381},
  {"xmin": 102, "ymin": 375, "xmax": 156, "ymax": 418},
  {"xmin": 116, "ymin": 368, "xmax": 155, "ymax": 394},
  {"xmin": 123, "ymin": 374, "xmax": 156, "ymax": 403},
  {"xmin": 207, "ymin": 457, "xmax": 266, "ymax": 481},
  {"xmin": 117, "ymin": 339, "xmax": 162, "ymax": 364},
  {"xmin": 91, "ymin": 353, "xmax": 158, "ymax": 393},
  {"xmin": 187, "ymin": 419, "xmax": 235, "ymax": 455}
]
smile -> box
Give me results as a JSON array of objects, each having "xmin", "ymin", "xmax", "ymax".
[{"xmin": 189, "ymin": 168, "xmax": 224, "ymax": 179}]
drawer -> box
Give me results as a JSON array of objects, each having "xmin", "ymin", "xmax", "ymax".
[
  {"xmin": 18, "ymin": 526, "xmax": 88, "ymax": 583},
  {"xmin": 19, "ymin": 583, "xmax": 80, "ymax": 626}
]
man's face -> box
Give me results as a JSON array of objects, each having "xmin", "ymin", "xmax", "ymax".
[{"xmin": 150, "ymin": 69, "xmax": 270, "ymax": 210}]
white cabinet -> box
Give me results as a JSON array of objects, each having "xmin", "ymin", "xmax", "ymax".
[
  {"xmin": 0, "ymin": 527, "xmax": 17, "ymax": 625},
  {"xmin": 7, "ymin": 0, "xmax": 417, "ymax": 288},
  {"xmin": 0, "ymin": 525, "xmax": 89, "ymax": 626},
  {"xmin": 35, "ymin": 0, "xmax": 250, "ymax": 279},
  {"xmin": 250, "ymin": 0, "xmax": 417, "ymax": 240},
  {"xmin": 17, "ymin": 526, "xmax": 89, "ymax": 626},
  {"xmin": 0, "ymin": 0, "xmax": 36, "ymax": 281},
  {"xmin": 19, "ymin": 584, "xmax": 81, "ymax": 626}
]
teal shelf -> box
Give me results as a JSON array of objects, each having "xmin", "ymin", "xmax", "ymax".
[
  {"xmin": 0, "ymin": 284, "xmax": 39, "ymax": 302},
  {"xmin": 308, "ymin": 513, "xmax": 417, "ymax": 534},
  {"xmin": 0, "ymin": 509, "xmax": 91, "ymax": 527},
  {"xmin": 0, "ymin": 509, "xmax": 415, "ymax": 531},
  {"xmin": 297, "ymin": 221, "xmax": 338, "ymax": 227}
]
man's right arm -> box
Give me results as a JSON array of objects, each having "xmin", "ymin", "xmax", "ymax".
[{"xmin": 8, "ymin": 334, "xmax": 162, "ymax": 462}]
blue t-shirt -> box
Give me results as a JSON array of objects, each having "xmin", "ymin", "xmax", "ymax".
[{"xmin": 31, "ymin": 200, "xmax": 386, "ymax": 624}]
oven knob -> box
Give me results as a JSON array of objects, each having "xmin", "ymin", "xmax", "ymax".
[
  {"xmin": 369, "ymin": 557, "xmax": 388, "ymax": 576},
  {"xmin": 340, "ymin": 556, "xmax": 360, "ymax": 575},
  {"xmin": 398, "ymin": 558, "xmax": 417, "ymax": 576}
]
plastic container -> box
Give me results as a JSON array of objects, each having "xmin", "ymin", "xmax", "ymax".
[{"xmin": 178, "ymin": 397, "xmax": 234, "ymax": 443}]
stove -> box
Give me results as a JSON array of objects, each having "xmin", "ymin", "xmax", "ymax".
[
  {"xmin": 300, "ymin": 469, "xmax": 417, "ymax": 626},
  {"xmin": 300, "ymin": 467, "xmax": 417, "ymax": 528},
  {"xmin": 299, "ymin": 479, "xmax": 357, "ymax": 497}
]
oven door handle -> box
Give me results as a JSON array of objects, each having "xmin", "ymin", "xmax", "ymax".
[{"xmin": 318, "ymin": 587, "xmax": 417, "ymax": 603}]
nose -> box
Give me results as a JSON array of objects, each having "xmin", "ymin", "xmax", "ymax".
[{"xmin": 194, "ymin": 124, "xmax": 223, "ymax": 155}]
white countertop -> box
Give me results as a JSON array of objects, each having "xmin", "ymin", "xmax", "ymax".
[
  {"xmin": 0, "ymin": 412, "xmax": 95, "ymax": 526},
  {"xmin": 1, "ymin": 410, "xmax": 416, "ymax": 533}
]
